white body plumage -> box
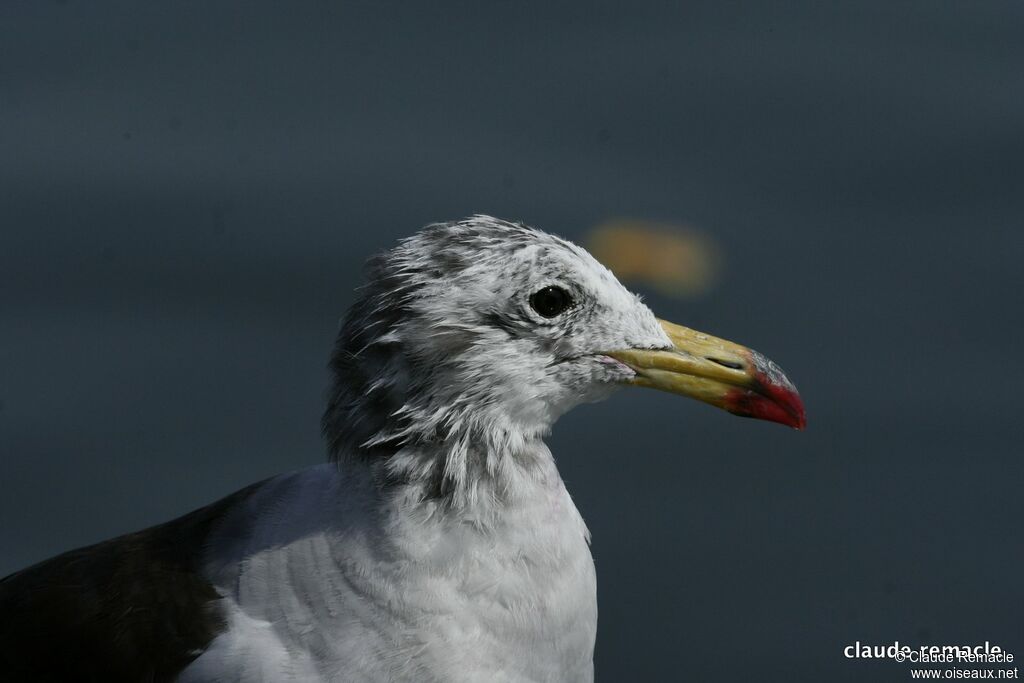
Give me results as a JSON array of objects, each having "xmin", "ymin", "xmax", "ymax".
[{"xmin": 180, "ymin": 455, "xmax": 597, "ymax": 683}]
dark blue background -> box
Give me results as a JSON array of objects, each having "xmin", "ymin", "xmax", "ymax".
[{"xmin": 3, "ymin": 2, "xmax": 1022, "ymax": 680}]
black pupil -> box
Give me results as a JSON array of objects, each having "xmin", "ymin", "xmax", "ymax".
[{"xmin": 530, "ymin": 286, "xmax": 572, "ymax": 318}]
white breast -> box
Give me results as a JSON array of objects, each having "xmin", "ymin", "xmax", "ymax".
[{"xmin": 178, "ymin": 459, "xmax": 597, "ymax": 683}]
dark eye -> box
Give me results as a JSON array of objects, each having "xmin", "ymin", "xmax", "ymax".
[{"xmin": 530, "ymin": 286, "xmax": 573, "ymax": 318}]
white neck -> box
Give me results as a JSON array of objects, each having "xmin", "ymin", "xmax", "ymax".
[
  {"xmin": 365, "ymin": 422, "xmax": 563, "ymax": 513},
  {"xmin": 189, "ymin": 447, "xmax": 597, "ymax": 682}
]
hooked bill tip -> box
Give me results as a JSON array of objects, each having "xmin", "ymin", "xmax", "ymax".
[{"xmin": 725, "ymin": 357, "xmax": 807, "ymax": 430}]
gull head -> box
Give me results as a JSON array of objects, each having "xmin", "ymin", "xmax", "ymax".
[{"xmin": 323, "ymin": 216, "xmax": 804, "ymax": 468}]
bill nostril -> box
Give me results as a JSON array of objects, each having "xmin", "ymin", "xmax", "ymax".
[{"xmin": 706, "ymin": 357, "xmax": 745, "ymax": 371}]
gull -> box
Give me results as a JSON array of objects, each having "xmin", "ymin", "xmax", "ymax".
[{"xmin": 0, "ymin": 215, "xmax": 805, "ymax": 682}]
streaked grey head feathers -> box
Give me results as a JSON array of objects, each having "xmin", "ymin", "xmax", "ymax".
[{"xmin": 322, "ymin": 215, "xmax": 668, "ymax": 496}]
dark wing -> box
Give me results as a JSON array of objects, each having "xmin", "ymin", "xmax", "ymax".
[{"xmin": 0, "ymin": 481, "xmax": 262, "ymax": 683}]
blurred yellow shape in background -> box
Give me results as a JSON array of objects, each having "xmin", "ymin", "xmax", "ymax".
[{"xmin": 587, "ymin": 218, "xmax": 721, "ymax": 298}]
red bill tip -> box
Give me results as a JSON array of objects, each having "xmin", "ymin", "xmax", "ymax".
[
  {"xmin": 727, "ymin": 384, "xmax": 807, "ymax": 430},
  {"xmin": 725, "ymin": 352, "xmax": 807, "ymax": 430}
]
